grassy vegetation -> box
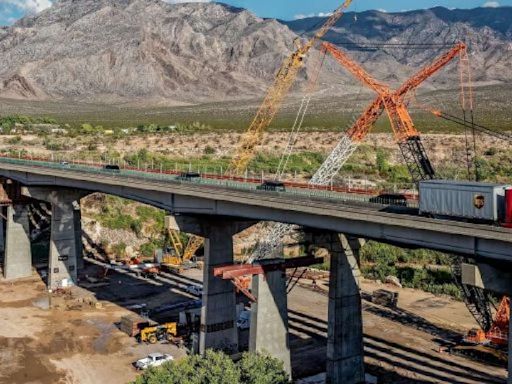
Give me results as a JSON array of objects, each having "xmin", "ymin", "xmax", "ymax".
[
  {"xmin": 360, "ymin": 242, "xmax": 461, "ymax": 299},
  {"xmin": 1, "ymin": 84, "xmax": 510, "ymax": 132},
  {"xmin": 93, "ymin": 195, "xmax": 165, "ymax": 235}
]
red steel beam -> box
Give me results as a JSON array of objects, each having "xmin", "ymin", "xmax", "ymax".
[{"xmin": 213, "ymin": 256, "xmax": 324, "ymax": 280}]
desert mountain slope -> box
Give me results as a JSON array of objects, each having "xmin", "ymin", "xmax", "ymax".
[
  {"xmin": 284, "ymin": 7, "xmax": 512, "ymax": 88},
  {"xmin": 0, "ymin": 2, "xmax": 511, "ymax": 104},
  {"xmin": 0, "ymin": 0, "xmax": 298, "ymax": 103}
]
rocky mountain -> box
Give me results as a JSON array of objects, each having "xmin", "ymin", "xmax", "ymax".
[
  {"xmin": 0, "ymin": 2, "xmax": 511, "ymax": 104},
  {"xmin": 0, "ymin": 0, "xmax": 298, "ymax": 104},
  {"xmin": 284, "ymin": 7, "xmax": 512, "ymax": 89}
]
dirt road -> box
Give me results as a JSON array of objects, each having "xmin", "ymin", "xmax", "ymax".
[
  {"xmin": 0, "ymin": 276, "xmax": 187, "ymax": 384},
  {"xmin": 288, "ymin": 280, "xmax": 507, "ymax": 383},
  {"xmin": 0, "ymin": 267, "xmax": 507, "ymax": 384}
]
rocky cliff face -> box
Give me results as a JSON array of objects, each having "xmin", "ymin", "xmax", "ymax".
[
  {"xmin": 0, "ymin": 2, "xmax": 510, "ymax": 104},
  {"xmin": 0, "ymin": 0, "xmax": 297, "ymax": 104},
  {"xmin": 285, "ymin": 7, "xmax": 512, "ymax": 89}
]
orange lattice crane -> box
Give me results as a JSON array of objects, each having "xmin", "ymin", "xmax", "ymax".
[
  {"xmin": 465, "ymin": 296, "xmax": 509, "ymax": 347},
  {"xmin": 228, "ymin": 1, "xmax": 353, "ymax": 174},
  {"xmin": 319, "ymin": 41, "xmax": 466, "ymax": 182}
]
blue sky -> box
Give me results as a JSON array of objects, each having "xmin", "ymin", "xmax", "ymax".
[{"xmin": 0, "ymin": 0, "xmax": 510, "ymax": 26}]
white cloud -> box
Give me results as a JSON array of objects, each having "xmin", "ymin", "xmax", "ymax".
[
  {"xmin": 483, "ymin": 1, "xmax": 500, "ymax": 7},
  {"xmin": 294, "ymin": 11, "xmax": 333, "ymax": 20},
  {"xmin": 4, "ymin": 0, "xmax": 53, "ymax": 14}
]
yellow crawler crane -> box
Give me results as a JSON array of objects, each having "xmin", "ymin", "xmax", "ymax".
[
  {"xmin": 228, "ymin": 0, "xmax": 353, "ymax": 174},
  {"xmin": 162, "ymin": 229, "xmax": 204, "ymax": 273}
]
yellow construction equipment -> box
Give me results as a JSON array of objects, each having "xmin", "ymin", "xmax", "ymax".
[
  {"xmin": 161, "ymin": 229, "xmax": 204, "ymax": 273},
  {"xmin": 139, "ymin": 322, "xmax": 179, "ymax": 344},
  {"xmin": 228, "ymin": 0, "xmax": 353, "ymax": 174}
]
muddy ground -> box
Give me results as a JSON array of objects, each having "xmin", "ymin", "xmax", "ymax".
[{"xmin": 0, "ymin": 263, "xmax": 507, "ymax": 384}]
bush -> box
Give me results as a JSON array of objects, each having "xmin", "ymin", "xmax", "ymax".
[
  {"xmin": 133, "ymin": 351, "xmax": 289, "ymax": 384},
  {"xmin": 239, "ymin": 352, "xmax": 289, "ymax": 384}
]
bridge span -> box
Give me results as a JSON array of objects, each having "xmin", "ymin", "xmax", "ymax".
[{"xmin": 0, "ymin": 158, "xmax": 510, "ymax": 384}]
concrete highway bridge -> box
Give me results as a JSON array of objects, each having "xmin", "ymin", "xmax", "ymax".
[{"xmin": 0, "ymin": 157, "xmax": 510, "ymax": 384}]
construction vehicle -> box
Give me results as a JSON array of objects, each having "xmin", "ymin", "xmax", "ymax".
[
  {"xmin": 247, "ymin": 42, "xmax": 466, "ymax": 262},
  {"xmin": 157, "ymin": 224, "xmax": 204, "ymax": 273},
  {"xmin": 464, "ymin": 297, "xmax": 509, "ymax": 347},
  {"xmin": 228, "ymin": 0, "xmax": 353, "ymax": 175},
  {"xmin": 318, "ymin": 43, "xmax": 512, "ymax": 356},
  {"xmin": 162, "ymin": 2, "xmax": 354, "ymax": 269},
  {"xmin": 119, "ymin": 315, "xmax": 151, "ymax": 337},
  {"xmin": 138, "ymin": 322, "xmax": 182, "ymax": 344}
]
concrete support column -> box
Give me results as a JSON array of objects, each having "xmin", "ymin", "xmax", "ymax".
[
  {"xmin": 73, "ymin": 202, "xmax": 84, "ymax": 271},
  {"xmin": 167, "ymin": 215, "xmax": 255, "ymax": 355},
  {"xmin": 249, "ymin": 259, "xmax": 291, "ymax": 376},
  {"xmin": 21, "ymin": 188, "xmax": 87, "ymax": 289},
  {"xmin": 4, "ymin": 205, "xmax": 32, "ymax": 279},
  {"xmin": 48, "ymin": 196, "xmax": 81, "ymax": 289},
  {"xmin": 317, "ymin": 232, "xmax": 365, "ymax": 384},
  {"xmin": 199, "ymin": 220, "xmax": 240, "ymax": 355}
]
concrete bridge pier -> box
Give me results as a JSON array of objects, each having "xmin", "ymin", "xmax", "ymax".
[
  {"xmin": 167, "ymin": 215, "xmax": 255, "ymax": 355},
  {"xmin": 249, "ymin": 259, "xmax": 291, "ymax": 376},
  {"xmin": 309, "ymin": 231, "xmax": 365, "ymax": 384},
  {"xmin": 3, "ymin": 204, "xmax": 32, "ymax": 280},
  {"xmin": 22, "ymin": 187, "xmax": 87, "ymax": 289}
]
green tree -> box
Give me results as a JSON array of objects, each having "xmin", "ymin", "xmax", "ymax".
[
  {"xmin": 375, "ymin": 148, "xmax": 390, "ymax": 175},
  {"xmin": 239, "ymin": 352, "xmax": 290, "ymax": 384},
  {"xmin": 133, "ymin": 351, "xmax": 289, "ymax": 384}
]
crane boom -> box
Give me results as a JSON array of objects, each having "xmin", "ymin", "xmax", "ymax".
[
  {"xmin": 250, "ymin": 43, "xmax": 465, "ymax": 260},
  {"xmin": 228, "ymin": 1, "xmax": 353, "ymax": 174},
  {"xmin": 396, "ymin": 42, "xmax": 467, "ymax": 96}
]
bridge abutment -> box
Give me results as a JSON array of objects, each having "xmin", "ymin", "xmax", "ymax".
[
  {"xmin": 4, "ymin": 204, "xmax": 32, "ymax": 280},
  {"xmin": 249, "ymin": 259, "xmax": 291, "ymax": 376}
]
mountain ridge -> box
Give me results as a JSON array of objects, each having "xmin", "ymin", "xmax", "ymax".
[{"xmin": 0, "ymin": 2, "xmax": 510, "ymax": 104}]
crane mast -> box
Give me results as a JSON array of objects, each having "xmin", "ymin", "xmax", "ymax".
[
  {"xmin": 319, "ymin": 41, "xmax": 466, "ymax": 182},
  {"xmin": 228, "ymin": 0, "xmax": 353, "ymax": 174},
  {"xmin": 179, "ymin": 2, "xmax": 354, "ymax": 268},
  {"xmin": 250, "ymin": 43, "xmax": 466, "ymax": 260}
]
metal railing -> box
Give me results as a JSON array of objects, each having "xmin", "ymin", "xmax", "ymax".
[{"xmin": 0, "ymin": 156, "xmax": 419, "ymax": 209}]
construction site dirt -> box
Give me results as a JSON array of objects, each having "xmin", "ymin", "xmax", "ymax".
[{"xmin": 0, "ymin": 263, "xmax": 506, "ymax": 384}]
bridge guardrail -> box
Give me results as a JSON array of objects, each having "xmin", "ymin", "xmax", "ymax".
[{"xmin": 0, "ymin": 156, "xmax": 419, "ymax": 209}]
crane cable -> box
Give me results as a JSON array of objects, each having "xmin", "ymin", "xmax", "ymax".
[
  {"xmin": 275, "ymin": 50, "xmax": 327, "ymax": 179},
  {"xmin": 457, "ymin": 45, "xmax": 478, "ymax": 181}
]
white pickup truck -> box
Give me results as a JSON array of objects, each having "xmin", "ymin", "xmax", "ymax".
[{"xmin": 134, "ymin": 353, "xmax": 174, "ymax": 370}]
